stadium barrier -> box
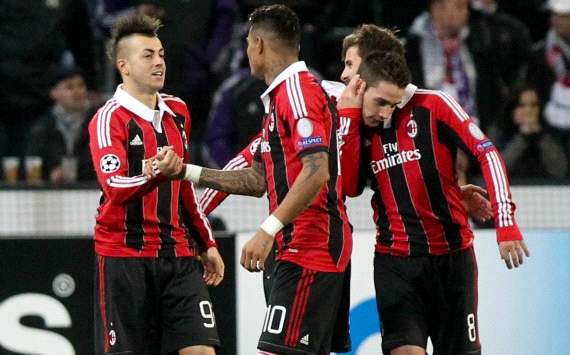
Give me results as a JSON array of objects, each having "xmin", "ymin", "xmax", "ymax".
[{"xmin": 0, "ymin": 186, "xmax": 569, "ymax": 237}]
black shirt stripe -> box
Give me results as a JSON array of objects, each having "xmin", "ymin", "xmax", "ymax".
[
  {"xmin": 268, "ymin": 104, "xmax": 294, "ymax": 247},
  {"xmin": 154, "ymin": 121, "xmax": 175, "ymax": 257},
  {"xmin": 323, "ymin": 92, "xmax": 343, "ymax": 264},
  {"xmin": 370, "ymin": 180, "xmax": 393, "ymax": 247},
  {"xmin": 415, "ymin": 107, "xmax": 461, "ymax": 250},
  {"xmin": 125, "ymin": 119, "xmax": 145, "ymax": 250}
]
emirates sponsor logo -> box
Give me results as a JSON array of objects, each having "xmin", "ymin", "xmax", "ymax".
[
  {"xmin": 370, "ymin": 149, "xmax": 421, "ymax": 174},
  {"xmin": 371, "ymin": 143, "xmax": 421, "ymax": 174}
]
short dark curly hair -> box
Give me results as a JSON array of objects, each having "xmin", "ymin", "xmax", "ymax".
[
  {"xmin": 358, "ymin": 51, "xmax": 411, "ymax": 89},
  {"xmin": 107, "ymin": 14, "xmax": 162, "ymax": 61},
  {"xmin": 248, "ymin": 4, "xmax": 301, "ymax": 49}
]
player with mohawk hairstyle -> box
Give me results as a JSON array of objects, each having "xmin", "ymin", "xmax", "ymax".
[{"xmin": 89, "ymin": 14, "xmax": 223, "ymax": 355}]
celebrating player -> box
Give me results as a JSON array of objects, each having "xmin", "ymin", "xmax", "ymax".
[{"xmin": 88, "ymin": 14, "xmax": 223, "ymax": 355}]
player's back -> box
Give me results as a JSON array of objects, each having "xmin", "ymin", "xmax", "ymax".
[{"xmin": 260, "ymin": 68, "xmax": 352, "ymax": 272}]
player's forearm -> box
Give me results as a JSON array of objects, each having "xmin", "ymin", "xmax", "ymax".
[
  {"xmin": 197, "ymin": 166, "xmax": 266, "ymax": 197},
  {"xmin": 104, "ymin": 174, "xmax": 166, "ymax": 205},
  {"xmin": 272, "ymin": 153, "xmax": 329, "ymax": 225}
]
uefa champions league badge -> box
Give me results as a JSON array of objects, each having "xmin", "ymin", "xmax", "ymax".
[
  {"xmin": 100, "ymin": 154, "xmax": 120, "ymax": 173},
  {"xmin": 468, "ymin": 123, "xmax": 485, "ymax": 141},
  {"xmin": 297, "ymin": 118, "xmax": 314, "ymax": 138}
]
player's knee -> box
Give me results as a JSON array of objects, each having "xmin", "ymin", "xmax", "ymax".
[
  {"xmin": 178, "ymin": 345, "xmax": 216, "ymax": 355},
  {"xmin": 390, "ymin": 345, "xmax": 426, "ymax": 355}
]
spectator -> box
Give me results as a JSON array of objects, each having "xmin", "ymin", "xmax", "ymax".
[
  {"xmin": 0, "ymin": 0, "xmax": 97, "ymax": 170},
  {"xmin": 406, "ymin": 0, "xmax": 502, "ymax": 131},
  {"xmin": 499, "ymin": 84, "xmax": 568, "ymax": 179},
  {"xmin": 27, "ymin": 67, "xmax": 96, "ymax": 184},
  {"xmin": 527, "ymin": 0, "xmax": 570, "ymax": 162},
  {"xmin": 202, "ymin": 66, "xmax": 266, "ymax": 168},
  {"xmin": 471, "ymin": 0, "xmax": 533, "ymax": 95}
]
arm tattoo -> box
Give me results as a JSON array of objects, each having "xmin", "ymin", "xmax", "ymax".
[
  {"xmin": 293, "ymin": 152, "xmax": 329, "ymax": 210},
  {"xmin": 199, "ymin": 164, "xmax": 266, "ymax": 197},
  {"xmin": 300, "ymin": 152, "xmax": 327, "ymax": 180},
  {"xmin": 253, "ymin": 159, "xmax": 266, "ymax": 179}
]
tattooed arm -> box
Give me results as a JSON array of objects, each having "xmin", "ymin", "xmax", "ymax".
[
  {"xmin": 271, "ymin": 151, "xmax": 329, "ymax": 225},
  {"xmin": 152, "ymin": 148, "xmax": 266, "ymax": 197},
  {"xmin": 198, "ymin": 159, "xmax": 267, "ymax": 197}
]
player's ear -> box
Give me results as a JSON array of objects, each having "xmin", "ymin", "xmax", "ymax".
[
  {"xmin": 117, "ymin": 58, "xmax": 129, "ymax": 77},
  {"xmin": 256, "ymin": 35, "xmax": 264, "ymax": 55}
]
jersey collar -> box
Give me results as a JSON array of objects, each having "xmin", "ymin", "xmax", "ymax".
[
  {"xmin": 383, "ymin": 83, "xmax": 418, "ymax": 129},
  {"xmin": 260, "ymin": 61, "xmax": 309, "ymax": 113},
  {"xmin": 113, "ymin": 85, "xmax": 175, "ymax": 133}
]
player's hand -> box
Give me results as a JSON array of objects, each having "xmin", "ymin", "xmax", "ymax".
[
  {"xmin": 499, "ymin": 240, "xmax": 530, "ymax": 270},
  {"xmin": 240, "ymin": 229, "xmax": 274, "ymax": 272},
  {"xmin": 336, "ymin": 74, "xmax": 366, "ymax": 110},
  {"xmin": 460, "ymin": 184, "xmax": 492, "ymax": 223},
  {"xmin": 156, "ymin": 148, "xmax": 184, "ymax": 179},
  {"xmin": 143, "ymin": 156, "xmax": 157, "ymax": 179},
  {"xmin": 200, "ymin": 247, "xmax": 225, "ymax": 287}
]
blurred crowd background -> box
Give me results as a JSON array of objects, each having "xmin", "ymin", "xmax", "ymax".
[{"xmin": 1, "ymin": 0, "xmax": 569, "ymax": 186}]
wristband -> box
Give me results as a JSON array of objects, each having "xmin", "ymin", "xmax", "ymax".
[
  {"xmin": 260, "ymin": 214, "xmax": 284, "ymax": 237},
  {"xmin": 184, "ymin": 164, "xmax": 203, "ymax": 183}
]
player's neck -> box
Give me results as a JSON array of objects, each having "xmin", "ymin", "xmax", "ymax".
[
  {"xmin": 264, "ymin": 54, "xmax": 299, "ymax": 86},
  {"xmin": 122, "ymin": 82, "xmax": 158, "ymax": 109}
]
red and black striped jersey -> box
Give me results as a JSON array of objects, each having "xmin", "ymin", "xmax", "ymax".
[
  {"xmin": 363, "ymin": 85, "xmax": 522, "ymax": 256},
  {"xmin": 199, "ymin": 80, "xmax": 362, "ymax": 214},
  {"xmin": 88, "ymin": 85, "xmax": 216, "ymax": 257},
  {"xmin": 254, "ymin": 62, "xmax": 352, "ymax": 272}
]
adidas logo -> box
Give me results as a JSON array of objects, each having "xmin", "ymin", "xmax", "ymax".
[
  {"xmin": 130, "ymin": 134, "xmax": 143, "ymax": 146},
  {"xmin": 299, "ymin": 334, "xmax": 309, "ymax": 345}
]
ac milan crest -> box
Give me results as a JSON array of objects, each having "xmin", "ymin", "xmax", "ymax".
[
  {"xmin": 268, "ymin": 113, "xmax": 275, "ymax": 132},
  {"xmin": 407, "ymin": 119, "xmax": 418, "ymax": 138}
]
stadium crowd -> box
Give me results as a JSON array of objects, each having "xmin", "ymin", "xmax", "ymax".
[{"xmin": 1, "ymin": 0, "xmax": 569, "ymax": 185}]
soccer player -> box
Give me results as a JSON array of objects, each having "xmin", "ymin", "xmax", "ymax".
[
  {"xmin": 351, "ymin": 48, "xmax": 530, "ymax": 354},
  {"xmin": 88, "ymin": 15, "xmax": 223, "ymax": 355},
  {"xmin": 154, "ymin": 5, "xmax": 354, "ymax": 354}
]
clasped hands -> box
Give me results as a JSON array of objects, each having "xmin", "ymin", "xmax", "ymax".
[{"xmin": 143, "ymin": 146, "xmax": 185, "ymax": 179}]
